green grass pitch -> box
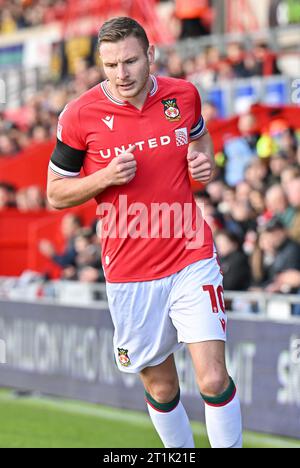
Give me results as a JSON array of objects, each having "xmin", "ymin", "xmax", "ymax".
[{"xmin": 0, "ymin": 389, "xmax": 299, "ymax": 448}]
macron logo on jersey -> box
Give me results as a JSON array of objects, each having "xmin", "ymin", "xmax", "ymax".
[{"xmin": 102, "ymin": 115, "xmax": 115, "ymax": 131}]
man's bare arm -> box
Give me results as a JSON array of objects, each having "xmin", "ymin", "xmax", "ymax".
[{"xmin": 47, "ymin": 146, "xmax": 137, "ymax": 209}]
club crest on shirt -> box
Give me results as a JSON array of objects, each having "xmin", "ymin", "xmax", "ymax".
[
  {"xmin": 162, "ymin": 99, "xmax": 181, "ymax": 122},
  {"xmin": 118, "ymin": 348, "xmax": 131, "ymax": 367}
]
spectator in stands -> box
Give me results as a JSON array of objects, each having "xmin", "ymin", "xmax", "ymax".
[
  {"xmin": 194, "ymin": 192, "xmax": 224, "ymax": 235},
  {"xmin": 235, "ymin": 181, "xmax": 252, "ymax": 203},
  {"xmin": 0, "ymin": 182, "xmax": 16, "ymax": 209},
  {"xmin": 175, "ymin": 0, "xmax": 211, "ymax": 39},
  {"xmin": 74, "ymin": 229, "xmax": 104, "ymax": 283},
  {"xmin": 30, "ymin": 125, "xmax": 51, "ymax": 143},
  {"xmin": 217, "ymin": 60, "xmax": 235, "ymax": 81},
  {"xmin": 181, "ymin": 57, "xmax": 197, "ymax": 80},
  {"xmin": 225, "ymin": 200, "xmax": 257, "ymax": 240},
  {"xmin": 281, "ymin": 166, "xmax": 300, "ymax": 194},
  {"xmin": 0, "ymin": 134, "xmax": 20, "ymax": 155},
  {"xmin": 15, "ymin": 185, "xmax": 47, "ymax": 212},
  {"xmin": 255, "ymin": 42, "xmax": 281, "ymax": 75},
  {"xmin": 215, "ymin": 230, "xmax": 251, "ymax": 291},
  {"xmin": 39, "ymin": 213, "xmax": 82, "ymax": 273},
  {"xmin": 248, "ymin": 189, "xmax": 266, "ymax": 217},
  {"xmin": 26, "ymin": 185, "xmax": 46, "ymax": 210},
  {"xmin": 272, "ymin": 271, "xmax": 300, "ymax": 313},
  {"xmin": 244, "ymin": 159, "xmax": 269, "ymax": 191},
  {"xmin": 15, "ymin": 188, "xmax": 30, "ymax": 212},
  {"xmin": 0, "ymin": 9, "xmax": 18, "ymax": 34},
  {"xmin": 265, "ymin": 184, "xmax": 300, "ymax": 242},
  {"xmin": 285, "ymin": 177, "xmax": 300, "ymax": 242},
  {"xmin": 251, "ymin": 219, "xmax": 300, "ymax": 289},
  {"xmin": 267, "ymin": 152, "xmax": 289, "ymax": 186},
  {"xmin": 187, "ymin": 52, "xmax": 215, "ymax": 89},
  {"xmin": 217, "ymin": 185, "xmax": 236, "ymax": 216},
  {"xmin": 227, "ymin": 43, "xmax": 249, "ymax": 79},
  {"xmin": 206, "ymin": 46, "xmax": 221, "ymax": 69},
  {"xmin": 268, "ymin": 120, "xmax": 297, "ymax": 161},
  {"xmin": 271, "ymin": 270, "xmax": 300, "ymax": 293},
  {"xmin": 238, "ymin": 112, "xmax": 260, "ymax": 152},
  {"xmin": 0, "ymin": 0, "xmax": 67, "ymax": 33},
  {"xmin": 166, "ymin": 51, "xmax": 185, "ymax": 79},
  {"xmin": 202, "ymin": 101, "xmax": 219, "ymax": 123},
  {"xmin": 206, "ymin": 180, "xmax": 226, "ymax": 207},
  {"xmin": 223, "ymin": 115, "xmax": 258, "ymax": 186},
  {"xmin": 297, "ymin": 144, "xmax": 300, "ymax": 166}
]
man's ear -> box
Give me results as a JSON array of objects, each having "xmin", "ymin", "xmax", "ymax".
[{"xmin": 148, "ymin": 45, "xmax": 155, "ymax": 65}]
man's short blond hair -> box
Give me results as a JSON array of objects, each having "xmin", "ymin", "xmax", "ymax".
[{"xmin": 98, "ymin": 17, "xmax": 149, "ymax": 55}]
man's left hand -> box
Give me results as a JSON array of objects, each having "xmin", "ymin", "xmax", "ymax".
[{"xmin": 187, "ymin": 151, "xmax": 213, "ymax": 184}]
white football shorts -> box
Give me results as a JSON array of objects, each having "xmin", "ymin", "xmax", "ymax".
[{"xmin": 106, "ymin": 254, "xmax": 227, "ymax": 374}]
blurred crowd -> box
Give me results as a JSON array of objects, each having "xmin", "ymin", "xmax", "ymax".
[
  {"xmin": 0, "ymin": 0, "xmax": 66, "ymax": 33},
  {"xmin": 0, "ymin": 182, "xmax": 48, "ymax": 211},
  {"xmin": 39, "ymin": 213, "xmax": 104, "ymax": 283},
  {"xmin": 0, "ymin": 40, "xmax": 280, "ymax": 158},
  {"xmin": 0, "ymin": 1, "xmax": 299, "ymax": 296},
  {"xmin": 161, "ymin": 42, "xmax": 279, "ymax": 85},
  {"xmin": 1, "ymin": 112, "xmax": 300, "ymax": 295},
  {"xmin": 0, "ymin": 62, "xmax": 103, "ymax": 156},
  {"xmin": 0, "ymin": 0, "xmax": 210, "ymax": 37},
  {"xmin": 195, "ymin": 116, "xmax": 300, "ymax": 300}
]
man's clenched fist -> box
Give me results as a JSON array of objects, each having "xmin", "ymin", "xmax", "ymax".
[
  {"xmin": 187, "ymin": 151, "xmax": 214, "ymax": 184},
  {"xmin": 105, "ymin": 145, "xmax": 137, "ymax": 186}
]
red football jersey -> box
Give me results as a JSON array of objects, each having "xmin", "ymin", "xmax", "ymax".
[{"xmin": 50, "ymin": 76, "xmax": 214, "ymax": 282}]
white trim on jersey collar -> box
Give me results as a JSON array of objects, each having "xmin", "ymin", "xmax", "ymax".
[
  {"xmin": 101, "ymin": 81, "xmax": 125, "ymax": 106},
  {"xmin": 149, "ymin": 75, "xmax": 158, "ymax": 96},
  {"xmin": 101, "ymin": 75, "xmax": 158, "ymax": 106}
]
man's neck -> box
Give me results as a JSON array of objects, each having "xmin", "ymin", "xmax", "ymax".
[{"xmin": 108, "ymin": 76, "xmax": 153, "ymax": 110}]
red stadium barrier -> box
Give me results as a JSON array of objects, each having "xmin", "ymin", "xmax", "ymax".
[
  {"xmin": 0, "ymin": 209, "xmax": 54, "ymax": 276},
  {"xmin": 0, "ymin": 203, "xmax": 96, "ymax": 278},
  {"xmin": 0, "ymin": 141, "xmax": 54, "ymax": 191}
]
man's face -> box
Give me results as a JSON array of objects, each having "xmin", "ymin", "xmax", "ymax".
[
  {"xmin": 99, "ymin": 36, "xmax": 154, "ymax": 103},
  {"xmin": 271, "ymin": 229, "xmax": 287, "ymax": 250},
  {"xmin": 287, "ymin": 179, "xmax": 300, "ymax": 207}
]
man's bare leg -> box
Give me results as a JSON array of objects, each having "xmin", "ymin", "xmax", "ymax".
[
  {"xmin": 140, "ymin": 354, "xmax": 194, "ymax": 448},
  {"xmin": 188, "ymin": 341, "xmax": 242, "ymax": 448}
]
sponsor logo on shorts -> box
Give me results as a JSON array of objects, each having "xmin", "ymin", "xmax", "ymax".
[{"xmin": 118, "ymin": 348, "xmax": 131, "ymax": 367}]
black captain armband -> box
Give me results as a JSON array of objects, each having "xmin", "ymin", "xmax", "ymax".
[{"xmin": 49, "ymin": 139, "xmax": 85, "ymax": 178}]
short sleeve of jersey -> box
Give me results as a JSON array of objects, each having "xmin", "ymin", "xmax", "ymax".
[
  {"xmin": 189, "ymin": 83, "xmax": 207, "ymax": 141},
  {"xmin": 49, "ymin": 103, "xmax": 86, "ymax": 178}
]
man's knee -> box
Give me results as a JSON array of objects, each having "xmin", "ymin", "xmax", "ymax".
[
  {"xmin": 146, "ymin": 381, "xmax": 179, "ymax": 404},
  {"xmin": 198, "ymin": 372, "xmax": 230, "ymax": 397}
]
